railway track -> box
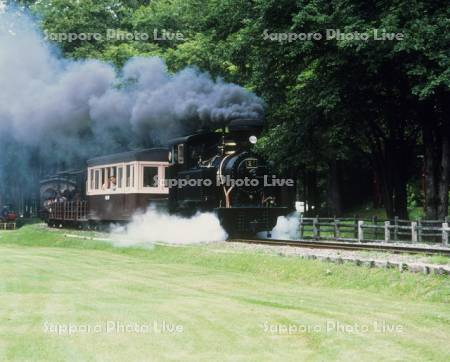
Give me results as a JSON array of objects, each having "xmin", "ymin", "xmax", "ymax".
[{"xmin": 230, "ymin": 238, "xmax": 450, "ymax": 256}]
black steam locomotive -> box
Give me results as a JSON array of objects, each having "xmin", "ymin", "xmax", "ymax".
[
  {"xmin": 167, "ymin": 118, "xmax": 293, "ymax": 236},
  {"xmin": 41, "ymin": 118, "xmax": 293, "ymax": 237}
]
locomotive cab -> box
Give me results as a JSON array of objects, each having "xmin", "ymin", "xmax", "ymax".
[{"xmin": 168, "ymin": 132, "xmax": 222, "ymax": 212}]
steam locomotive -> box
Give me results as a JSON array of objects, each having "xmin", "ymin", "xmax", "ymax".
[
  {"xmin": 167, "ymin": 118, "xmax": 293, "ymax": 236},
  {"xmin": 41, "ymin": 118, "xmax": 293, "ymax": 237}
]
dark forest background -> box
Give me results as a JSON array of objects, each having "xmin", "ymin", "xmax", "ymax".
[{"xmin": 3, "ymin": 0, "xmax": 450, "ymax": 220}]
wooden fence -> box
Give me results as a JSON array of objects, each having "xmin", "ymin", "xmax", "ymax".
[
  {"xmin": 298, "ymin": 216, "xmax": 449, "ymax": 246},
  {"xmin": 0, "ymin": 222, "xmax": 16, "ymax": 230}
]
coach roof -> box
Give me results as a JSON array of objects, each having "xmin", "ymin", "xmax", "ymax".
[{"xmin": 87, "ymin": 148, "xmax": 169, "ymax": 167}]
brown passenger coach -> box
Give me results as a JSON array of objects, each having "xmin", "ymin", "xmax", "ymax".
[{"xmin": 45, "ymin": 148, "xmax": 169, "ymax": 226}]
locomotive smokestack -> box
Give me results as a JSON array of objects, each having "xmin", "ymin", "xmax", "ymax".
[
  {"xmin": 228, "ymin": 118, "xmax": 264, "ymax": 133},
  {"xmin": 226, "ymin": 118, "xmax": 264, "ymax": 148}
]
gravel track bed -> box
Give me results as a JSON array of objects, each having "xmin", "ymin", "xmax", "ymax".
[{"xmin": 210, "ymin": 242, "xmax": 450, "ymax": 274}]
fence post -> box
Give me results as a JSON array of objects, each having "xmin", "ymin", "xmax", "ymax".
[
  {"xmin": 373, "ymin": 216, "xmax": 378, "ymax": 240},
  {"xmin": 334, "ymin": 219, "xmax": 340, "ymax": 239},
  {"xmin": 443, "ymin": 223, "xmax": 449, "ymax": 247},
  {"xmin": 353, "ymin": 215, "xmax": 358, "ymax": 239},
  {"xmin": 313, "ymin": 217, "xmax": 319, "ymax": 240},
  {"xmin": 358, "ymin": 221, "xmax": 364, "ymax": 242},
  {"xmin": 394, "ymin": 216, "xmax": 399, "ymax": 241},
  {"xmin": 384, "ymin": 221, "xmax": 391, "ymax": 242},
  {"xmin": 411, "ymin": 221, "xmax": 417, "ymax": 243},
  {"xmin": 417, "ymin": 218, "xmax": 422, "ymax": 243},
  {"xmin": 299, "ymin": 214, "xmax": 304, "ymax": 239}
]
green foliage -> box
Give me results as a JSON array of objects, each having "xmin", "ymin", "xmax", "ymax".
[{"xmin": 407, "ymin": 182, "xmax": 424, "ymax": 210}]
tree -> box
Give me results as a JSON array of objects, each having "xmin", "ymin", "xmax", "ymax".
[{"xmin": 245, "ymin": 0, "xmax": 449, "ymax": 219}]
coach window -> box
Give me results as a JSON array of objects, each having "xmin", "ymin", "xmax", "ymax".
[
  {"xmin": 126, "ymin": 164, "xmax": 135, "ymax": 188},
  {"xmin": 102, "ymin": 168, "xmax": 109, "ymax": 189},
  {"xmin": 89, "ymin": 169, "xmax": 94, "ymax": 190},
  {"xmin": 178, "ymin": 144, "xmax": 184, "ymax": 164},
  {"xmin": 117, "ymin": 167, "xmax": 123, "ymax": 188},
  {"xmin": 126, "ymin": 165, "xmax": 131, "ymax": 187},
  {"xmin": 94, "ymin": 169, "xmax": 100, "ymax": 190},
  {"xmin": 110, "ymin": 166, "xmax": 117, "ymax": 189},
  {"xmin": 171, "ymin": 146, "xmax": 177, "ymax": 164},
  {"xmin": 160, "ymin": 166, "xmax": 165, "ymax": 184},
  {"xmin": 143, "ymin": 167, "xmax": 158, "ymax": 188}
]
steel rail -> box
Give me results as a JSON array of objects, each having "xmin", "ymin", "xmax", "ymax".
[{"xmin": 229, "ymin": 238, "xmax": 450, "ymax": 256}]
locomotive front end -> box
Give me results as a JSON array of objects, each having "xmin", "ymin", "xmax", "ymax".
[
  {"xmin": 168, "ymin": 118, "xmax": 294, "ymax": 237},
  {"xmin": 215, "ymin": 119, "xmax": 293, "ymax": 236}
]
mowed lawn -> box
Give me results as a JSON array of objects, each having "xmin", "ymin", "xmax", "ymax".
[{"xmin": 0, "ymin": 224, "xmax": 449, "ymax": 361}]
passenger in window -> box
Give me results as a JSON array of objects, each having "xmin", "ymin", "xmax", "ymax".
[
  {"xmin": 110, "ymin": 176, "xmax": 117, "ymax": 190},
  {"xmin": 102, "ymin": 179, "xmax": 109, "ymax": 190}
]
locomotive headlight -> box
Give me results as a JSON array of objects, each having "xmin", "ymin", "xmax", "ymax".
[{"xmin": 249, "ymin": 135, "xmax": 258, "ymax": 144}]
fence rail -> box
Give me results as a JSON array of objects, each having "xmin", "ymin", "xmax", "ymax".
[{"xmin": 298, "ymin": 216, "xmax": 449, "ymax": 246}]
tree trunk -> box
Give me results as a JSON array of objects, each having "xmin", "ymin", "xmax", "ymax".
[
  {"xmin": 423, "ymin": 123, "xmax": 449, "ymax": 220},
  {"xmin": 391, "ymin": 142, "xmax": 409, "ymax": 219},
  {"xmin": 437, "ymin": 131, "xmax": 449, "ymax": 219},
  {"xmin": 372, "ymin": 171, "xmax": 382, "ymax": 209},
  {"xmin": 423, "ymin": 120, "xmax": 438, "ymax": 219},
  {"xmin": 369, "ymin": 133, "xmax": 412, "ymax": 220},
  {"xmin": 327, "ymin": 160, "xmax": 342, "ymax": 216},
  {"xmin": 305, "ymin": 169, "xmax": 319, "ymax": 216},
  {"xmin": 392, "ymin": 173, "xmax": 408, "ymax": 219},
  {"xmin": 371, "ymin": 143, "xmax": 394, "ymax": 219}
]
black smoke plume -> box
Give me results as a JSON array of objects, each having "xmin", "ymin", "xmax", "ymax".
[{"xmin": 0, "ymin": 9, "xmax": 264, "ymax": 210}]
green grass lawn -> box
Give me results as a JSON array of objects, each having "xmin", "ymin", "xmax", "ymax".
[{"xmin": 0, "ymin": 223, "xmax": 449, "ymax": 361}]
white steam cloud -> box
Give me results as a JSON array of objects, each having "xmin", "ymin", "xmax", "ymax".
[
  {"xmin": 111, "ymin": 208, "xmax": 228, "ymax": 247},
  {"xmin": 258, "ymin": 212, "xmax": 300, "ymax": 239}
]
